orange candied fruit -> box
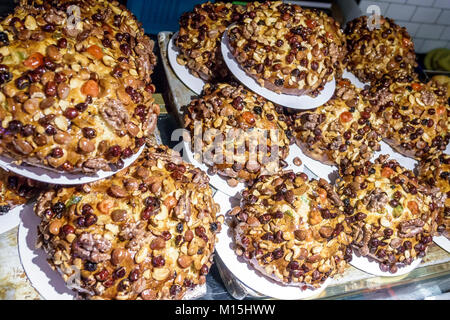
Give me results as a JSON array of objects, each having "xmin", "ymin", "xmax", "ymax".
[
  {"xmin": 339, "ymin": 111, "xmax": 353, "ymax": 123},
  {"xmin": 97, "ymin": 199, "xmax": 115, "ymax": 214},
  {"xmin": 411, "ymin": 83, "xmax": 422, "ymax": 91},
  {"xmin": 242, "ymin": 111, "xmax": 256, "ymax": 125},
  {"xmin": 381, "ymin": 166, "xmax": 394, "ymax": 178},
  {"xmin": 436, "ymin": 105, "xmax": 445, "ymax": 116},
  {"xmin": 338, "ymin": 79, "xmax": 351, "ymax": 87},
  {"xmin": 163, "ymin": 196, "xmax": 178, "ymax": 210},
  {"xmin": 23, "ymin": 52, "xmax": 44, "ymax": 69},
  {"xmin": 81, "ymin": 80, "xmax": 100, "ymax": 97},
  {"xmin": 306, "ymin": 19, "xmax": 317, "ymax": 29},
  {"xmin": 407, "ymin": 200, "xmax": 419, "ymax": 215}
]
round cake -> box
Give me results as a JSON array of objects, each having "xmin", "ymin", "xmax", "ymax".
[
  {"xmin": 232, "ymin": 171, "xmax": 352, "ymax": 288},
  {"xmin": 227, "ymin": 1, "xmax": 346, "ymax": 96},
  {"xmin": 369, "ymin": 76, "xmax": 449, "ymax": 160},
  {"xmin": 345, "ymin": 15, "xmax": 417, "ymax": 83},
  {"xmin": 0, "ymin": 0, "xmax": 159, "ymax": 174},
  {"xmin": 336, "ymin": 155, "xmax": 438, "ymax": 273},
  {"xmin": 35, "ymin": 145, "xmax": 222, "ymax": 300},
  {"xmin": 418, "ymin": 154, "xmax": 449, "ymax": 239},
  {"xmin": 293, "ymin": 78, "xmax": 383, "ymax": 166},
  {"xmin": 184, "ymin": 82, "xmax": 290, "ymax": 187},
  {"xmin": 175, "ymin": 2, "xmax": 245, "ymax": 82},
  {"xmin": 0, "ymin": 168, "xmax": 45, "ymax": 214}
]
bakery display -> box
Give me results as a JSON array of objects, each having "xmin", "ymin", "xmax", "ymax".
[
  {"xmin": 418, "ymin": 154, "xmax": 449, "ymax": 239},
  {"xmin": 175, "ymin": 2, "xmax": 245, "ymax": 82},
  {"xmin": 337, "ymin": 155, "xmax": 438, "ymax": 273},
  {"xmin": 0, "ymin": 0, "xmax": 448, "ymax": 301},
  {"xmin": 369, "ymin": 76, "xmax": 449, "ymax": 160},
  {"xmin": 232, "ymin": 171, "xmax": 352, "ymax": 288},
  {"xmin": 345, "ymin": 16, "xmax": 417, "ymax": 83},
  {"xmin": 0, "ymin": 168, "xmax": 45, "ymax": 214},
  {"xmin": 227, "ymin": 1, "xmax": 346, "ymax": 97},
  {"xmin": 293, "ymin": 78, "xmax": 383, "ymax": 166},
  {"xmin": 184, "ymin": 82, "xmax": 290, "ymax": 187},
  {"xmin": 0, "ymin": 0, "xmax": 159, "ymax": 174},
  {"xmin": 35, "ymin": 145, "xmax": 222, "ymax": 300}
]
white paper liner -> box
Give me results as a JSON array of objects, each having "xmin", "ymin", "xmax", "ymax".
[
  {"xmin": 213, "ymin": 191, "xmax": 330, "ymax": 300},
  {"xmin": 349, "ymin": 252, "xmax": 422, "ymax": 277},
  {"xmin": 433, "ymin": 235, "xmax": 450, "ymax": 253},
  {"xmin": 167, "ymin": 32, "xmax": 205, "ymax": 95},
  {"xmin": 292, "ymin": 145, "xmax": 339, "ymax": 184},
  {"xmin": 374, "ymin": 122, "xmax": 450, "ymax": 172},
  {"xmin": 342, "ymin": 70, "xmax": 370, "ymax": 89},
  {"xmin": 182, "ymin": 140, "xmax": 305, "ymax": 197},
  {"xmin": 18, "ymin": 204, "xmax": 208, "ymax": 300},
  {"xmin": 296, "ymin": 140, "xmax": 421, "ymax": 184},
  {"xmin": 373, "ymin": 141, "xmax": 417, "ymax": 171},
  {"xmin": 0, "ymin": 144, "xmax": 145, "ymax": 185},
  {"xmin": 18, "ymin": 204, "xmax": 76, "ymax": 300},
  {"xmin": 221, "ymin": 29, "xmax": 336, "ymax": 110},
  {"xmin": 0, "ymin": 203, "xmax": 25, "ymax": 234}
]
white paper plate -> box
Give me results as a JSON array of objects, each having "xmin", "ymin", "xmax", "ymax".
[
  {"xmin": 167, "ymin": 32, "xmax": 205, "ymax": 95},
  {"xmin": 182, "ymin": 141, "xmax": 305, "ymax": 197},
  {"xmin": 293, "ymin": 144, "xmax": 339, "ymax": 184},
  {"xmin": 213, "ymin": 191, "xmax": 330, "ymax": 300},
  {"xmin": 221, "ymin": 30, "xmax": 336, "ymax": 110},
  {"xmin": 374, "ymin": 141, "xmax": 417, "ymax": 171},
  {"xmin": 433, "ymin": 235, "xmax": 450, "ymax": 253},
  {"xmin": 298, "ymin": 140, "xmax": 421, "ymax": 183},
  {"xmin": 375, "ymin": 127, "xmax": 450, "ymax": 171},
  {"xmin": 0, "ymin": 144, "xmax": 145, "ymax": 185},
  {"xmin": 0, "ymin": 203, "xmax": 25, "ymax": 234},
  {"xmin": 342, "ymin": 70, "xmax": 369, "ymax": 89},
  {"xmin": 349, "ymin": 252, "xmax": 422, "ymax": 277},
  {"xmin": 18, "ymin": 204, "xmax": 76, "ymax": 300}
]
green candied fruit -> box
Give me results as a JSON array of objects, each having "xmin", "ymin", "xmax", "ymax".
[
  {"xmin": 393, "ymin": 205, "xmax": 403, "ymax": 218},
  {"xmin": 66, "ymin": 195, "xmax": 82, "ymax": 208},
  {"xmin": 284, "ymin": 210, "xmax": 294, "ymax": 218}
]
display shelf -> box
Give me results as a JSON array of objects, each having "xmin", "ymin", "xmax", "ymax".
[
  {"xmin": 158, "ymin": 31, "xmax": 450, "ymax": 300},
  {"xmin": 0, "ymin": 31, "xmax": 447, "ymax": 301}
]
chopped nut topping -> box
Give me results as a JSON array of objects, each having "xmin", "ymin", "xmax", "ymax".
[
  {"xmin": 0, "ymin": 0, "xmax": 159, "ymax": 173},
  {"xmin": 345, "ymin": 16, "xmax": 417, "ymax": 83},
  {"xmin": 35, "ymin": 145, "xmax": 222, "ymax": 300},
  {"xmin": 233, "ymin": 171, "xmax": 352, "ymax": 288},
  {"xmin": 228, "ymin": 1, "xmax": 347, "ymax": 96},
  {"xmin": 336, "ymin": 155, "xmax": 438, "ymax": 274}
]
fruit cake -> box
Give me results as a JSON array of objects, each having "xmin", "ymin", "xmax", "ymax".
[
  {"xmin": 175, "ymin": 2, "xmax": 245, "ymax": 82},
  {"xmin": 336, "ymin": 155, "xmax": 438, "ymax": 273},
  {"xmin": 418, "ymin": 154, "xmax": 449, "ymax": 239},
  {"xmin": 0, "ymin": 168, "xmax": 45, "ymax": 215},
  {"xmin": 227, "ymin": 1, "xmax": 346, "ymax": 96},
  {"xmin": 369, "ymin": 75, "xmax": 449, "ymax": 160},
  {"xmin": 293, "ymin": 78, "xmax": 383, "ymax": 166},
  {"xmin": 0, "ymin": 0, "xmax": 159, "ymax": 174},
  {"xmin": 232, "ymin": 171, "xmax": 352, "ymax": 288},
  {"xmin": 345, "ymin": 15, "xmax": 417, "ymax": 83},
  {"xmin": 35, "ymin": 145, "xmax": 222, "ymax": 300},
  {"xmin": 184, "ymin": 82, "xmax": 290, "ymax": 187}
]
